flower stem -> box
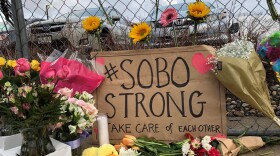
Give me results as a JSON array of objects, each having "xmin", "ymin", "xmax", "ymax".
[
  {"xmin": 193, "ymin": 22, "xmax": 197, "ymax": 45},
  {"xmin": 96, "ymin": 33, "xmax": 103, "ymax": 52},
  {"xmin": 97, "ymin": 0, "xmax": 113, "ymax": 26},
  {"xmin": 172, "ymin": 24, "xmax": 178, "ymax": 47},
  {"xmin": 154, "ymin": 0, "xmax": 159, "ymax": 31}
]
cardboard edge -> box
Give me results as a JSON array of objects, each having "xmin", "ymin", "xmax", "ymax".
[{"xmin": 92, "ymin": 45, "xmax": 216, "ymax": 57}]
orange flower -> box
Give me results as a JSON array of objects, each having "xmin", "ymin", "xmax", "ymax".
[
  {"xmin": 114, "ymin": 143, "xmax": 127, "ymax": 152},
  {"xmin": 122, "ymin": 135, "xmax": 136, "ymax": 147}
]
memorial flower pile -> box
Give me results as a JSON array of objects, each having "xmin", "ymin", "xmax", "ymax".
[
  {"xmin": 129, "ymin": 22, "xmax": 152, "ymax": 44},
  {"xmin": 0, "ymin": 58, "xmax": 64, "ymax": 130},
  {"xmin": 257, "ymin": 31, "xmax": 280, "ymax": 81},
  {"xmin": 192, "ymin": 40, "xmax": 280, "ymax": 127}
]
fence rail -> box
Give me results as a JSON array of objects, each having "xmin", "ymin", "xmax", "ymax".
[{"xmin": 1, "ymin": 0, "xmax": 280, "ymax": 136}]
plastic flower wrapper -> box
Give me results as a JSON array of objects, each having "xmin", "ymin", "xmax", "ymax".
[
  {"xmin": 192, "ymin": 40, "xmax": 280, "ymax": 127},
  {"xmin": 39, "ymin": 49, "xmax": 105, "ymax": 95}
]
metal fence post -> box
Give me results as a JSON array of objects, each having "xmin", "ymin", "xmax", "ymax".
[{"xmin": 11, "ymin": 0, "xmax": 29, "ymax": 58}]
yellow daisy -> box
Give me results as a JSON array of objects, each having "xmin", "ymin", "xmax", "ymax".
[
  {"xmin": 129, "ymin": 22, "xmax": 151, "ymax": 44},
  {"xmin": 82, "ymin": 16, "xmax": 101, "ymax": 33},
  {"xmin": 188, "ymin": 1, "xmax": 211, "ymax": 19},
  {"xmin": 82, "ymin": 147, "xmax": 98, "ymax": 156},
  {"xmin": 97, "ymin": 144, "xmax": 118, "ymax": 156}
]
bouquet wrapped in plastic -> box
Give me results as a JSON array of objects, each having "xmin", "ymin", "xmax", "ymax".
[
  {"xmin": 192, "ymin": 40, "xmax": 280, "ymax": 126},
  {"xmin": 39, "ymin": 49, "xmax": 105, "ymax": 94},
  {"xmin": 257, "ymin": 31, "xmax": 280, "ymax": 82}
]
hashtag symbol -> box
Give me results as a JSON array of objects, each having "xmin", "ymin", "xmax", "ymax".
[{"xmin": 104, "ymin": 63, "xmax": 119, "ymax": 81}]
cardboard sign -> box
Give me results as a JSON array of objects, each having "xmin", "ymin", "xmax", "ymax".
[{"xmin": 94, "ymin": 45, "xmax": 226, "ymax": 142}]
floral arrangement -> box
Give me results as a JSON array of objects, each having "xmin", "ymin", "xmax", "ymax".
[
  {"xmin": 129, "ymin": 22, "xmax": 152, "ymax": 44},
  {"xmin": 53, "ymin": 87, "xmax": 98, "ymax": 141},
  {"xmin": 0, "ymin": 57, "xmax": 63, "ymax": 130},
  {"xmin": 192, "ymin": 39, "xmax": 280, "ymax": 126},
  {"xmin": 182, "ymin": 133, "xmax": 220, "ymax": 156},
  {"xmin": 257, "ymin": 31, "xmax": 280, "ymax": 81}
]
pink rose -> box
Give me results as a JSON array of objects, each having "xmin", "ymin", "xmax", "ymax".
[
  {"xmin": 82, "ymin": 104, "xmax": 98, "ymax": 115},
  {"xmin": 22, "ymin": 103, "xmax": 31, "ymax": 110},
  {"xmin": 45, "ymin": 68, "xmax": 56, "ymax": 80},
  {"xmin": 58, "ymin": 87, "xmax": 73, "ymax": 97},
  {"xmin": 76, "ymin": 100, "xmax": 86, "ymax": 107},
  {"xmin": 0, "ymin": 70, "xmax": 3, "ymax": 80},
  {"xmin": 14, "ymin": 58, "xmax": 30, "ymax": 75},
  {"xmin": 10, "ymin": 106, "xmax": 19, "ymax": 115},
  {"xmin": 67, "ymin": 98, "xmax": 76, "ymax": 103},
  {"xmin": 57, "ymin": 65, "xmax": 71, "ymax": 80}
]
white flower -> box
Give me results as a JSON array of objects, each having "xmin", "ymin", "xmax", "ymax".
[
  {"xmin": 182, "ymin": 141, "xmax": 190, "ymax": 155},
  {"xmin": 119, "ymin": 147, "xmax": 141, "ymax": 156},
  {"xmin": 202, "ymin": 143, "xmax": 212, "ymax": 151},
  {"xmin": 68, "ymin": 125, "xmax": 76, "ymax": 134},
  {"xmin": 188, "ymin": 149, "xmax": 195, "ymax": 156},
  {"xmin": 191, "ymin": 138, "xmax": 201, "ymax": 149},
  {"xmin": 202, "ymin": 136, "xmax": 211, "ymax": 144},
  {"xmin": 4, "ymin": 82, "xmax": 11, "ymax": 87},
  {"xmin": 78, "ymin": 118, "xmax": 87, "ymax": 129}
]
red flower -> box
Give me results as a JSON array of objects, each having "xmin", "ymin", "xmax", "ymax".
[
  {"xmin": 208, "ymin": 147, "xmax": 221, "ymax": 156},
  {"xmin": 195, "ymin": 148, "xmax": 207, "ymax": 156},
  {"xmin": 267, "ymin": 47, "xmax": 280, "ymax": 62},
  {"xmin": 185, "ymin": 133, "xmax": 195, "ymax": 140}
]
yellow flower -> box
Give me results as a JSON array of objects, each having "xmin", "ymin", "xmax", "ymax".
[
  {"xmin": 6, "ymin": 60, "xmax": 17, "ymax": 68},
  {"xmin": 82, "ymin": 147, "xmax": 98, "ymax": 156},
  {"xmin": 0, "ymin": 57, "xmax": 6, "ymax": 67},
  {"xmin": 129, "ymin": 22, "xmax": 151, "ymax": 44},
  {"xmin": 30, "ymin": 60, "xmax": 40, "ymax": 71},
  {"xmin": 82, "ymin": 16, "xmax": 101, "ymax": 32},
  {"xmin": 188, "ymin": 1, "xmax": 210, "ymax": 19},
  {"xmin": 97, "ymin": 144, "xmax": 118, "ymax": 156}
]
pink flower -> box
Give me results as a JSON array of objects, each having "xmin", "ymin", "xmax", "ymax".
[
  {"xmin": 57, "ymin": 65, "xmax": 71, "ymax": 80},
  {"xmin": 76, "ymin": 100, "xmax": 86, "ymax": 107},
  {"xmin": 22, "ymin": 103, "xmax": 31, "ymax": 110},
  {"xmin": 58, "ymin": 87, "xmax": 73, "ymax": 97},
  {"xmin": 82, "ymin": 104, "xmax": 98, "ymax": 115},
  {"xmin": 14, "ymin": 58, "xmax": 30, "ymax": 76},
  {"xmin": 191, "ymin": 138, "xmax": 201, "ymax": 149},
  {"xmin": 0, "ymin": 70, "xmax": 3, "ymax": 80},
  {"xmin": 159, "ymin": 8, "xmax": 179, "ymax": 27},
  {"xmin": 45, "ymin": 68, "xmax": 56, "ymax": 80},
  {"xmin": 10, "ymin": 106, "xmax": 19, "ymax": 115},
  {"xmin": 67, "ymin": 98, "xmax": 76, "ymax": 103}
]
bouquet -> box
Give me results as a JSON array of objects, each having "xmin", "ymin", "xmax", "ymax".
[
  {"xmin": 0, "ymin": 57, "xmax": 63, "ymax": 130},
  {"xmin": 257, "ymin": 31, "xmax": 280, "ymax": 82},
  {"xmin": 182, "ymin": 134, "xmax": 221, "ymax": 156},
  {"xmin": 53, "ymin": 88, "xmax": 98, "ymax": 142},
  {"xmin": 39, "ymin": 49, "xmax": 105, "ymax": 95},
  {"xmin": 192, "ymin": 40, "xmax": 280, "ymax": 127}
]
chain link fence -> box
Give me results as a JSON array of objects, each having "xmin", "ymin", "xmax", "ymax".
[{"xmin": 1, "ymin": 0, "xmax": 280, "ymax": 136}]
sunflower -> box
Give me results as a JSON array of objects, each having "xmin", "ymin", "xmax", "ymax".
[
  {"xmin": 82, "ymin": 16, "xmax": 101, "ymax": 33},
  {"xmin": 159, "ymin": 8, "xmax": 179, "ymax": 27},
  {"xmin": 129, "ymin": 22, "xmax": 152, "ymax": 44},
  {"xmin": 188, "ymin": 1, "xmax": 211, "ymax": 19}
]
